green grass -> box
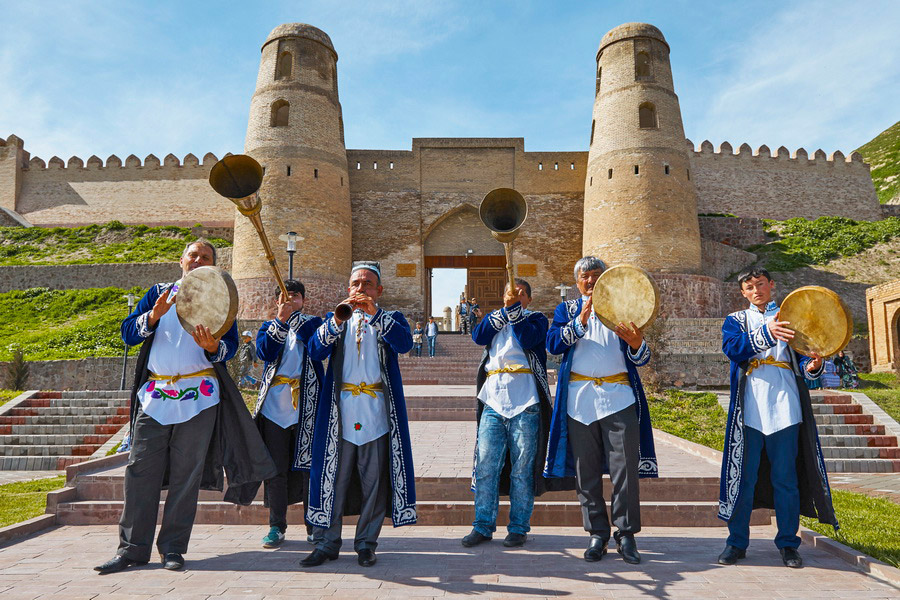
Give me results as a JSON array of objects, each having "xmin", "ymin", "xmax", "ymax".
[
  {"xmin": 0, "ymin": 287, "xmax": 144, "ymax": 361},
  {"xmin": 802, "ymin": 489, "xmax": 900, "ymax": 567},
  {"xmin": 0, "ymin": 475, "xmax": 66, "ymax": 528},
  {"xmin": 0, "ymin": 389, "xmax": 23, "ymax": 406},
  {"xmin": 0, "ymin": 221, "xmax": 230, "ymax": 266},
  {"xmin": 856, "ymin": 120, "xmax": 900, "ymax": 204},
  {"xmin": 748, "ymin": 216, "xmax": 900, "ymax": 272},
  {"xmin": 647, "ymin": 390, "xmax": 726, "ymax": 451},
  {"xmin": 858, "ymin": 372, "xmax": 900, "ymax": 423}
]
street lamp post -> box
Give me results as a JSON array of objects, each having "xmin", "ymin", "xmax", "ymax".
[
  {"xmin": 554, "ymin": 283, "xmax": 572, "ymax": 302},
  {"xmin": 278, "ymin": 231, "xmax": 302, "ymax": 280},
  {"xmin": 120, "ymin": 292, "xmax": 136, "ymax": 391}
]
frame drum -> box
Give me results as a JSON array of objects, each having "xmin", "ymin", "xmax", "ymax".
[
  {"xmin": 779, "ymin": 286, "xmax": 853, "ymax": 357},
  {"xmin": 175, "ymin": 266, "xmax": 239, "ymax": 339},
  {"xmin": 592, "ymin": 265, "xmax": 660, "ymax": 331}
]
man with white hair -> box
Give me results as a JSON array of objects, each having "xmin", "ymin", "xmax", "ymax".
[
  {"xmin": 301, "ymin": 261, "xmax": 416, "ymax": 568},
  {"xmin": 544, "ymin": 256, "xmax": 658, "ymax": 565}
]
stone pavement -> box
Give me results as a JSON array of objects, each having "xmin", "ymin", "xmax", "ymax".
[{"xmin": 0, "ymin": 524, "xmax": 897, "ymax": 599}]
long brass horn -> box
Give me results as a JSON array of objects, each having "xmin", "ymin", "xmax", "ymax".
[
  {"xmin": 479, "ymin": 188, "xmax": 528, "ymax": 295},
  {"xmin": 209, "ymin": 154, "xmax": 289, "ymax": 300}
]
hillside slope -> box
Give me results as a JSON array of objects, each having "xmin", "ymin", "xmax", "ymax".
[{"xmin": 856, "ymin": 120, "xmax": 900, "ymax": 204}]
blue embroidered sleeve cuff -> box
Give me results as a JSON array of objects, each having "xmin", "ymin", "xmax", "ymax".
[
  {"xmin": 487, "ymin": 309, "xmax": 507, "ymax": 331},
  {"xmin": 286, "ymin": 311, "xmax": 309, "ymax": 333},
  {"xmin": 748, "ymin": 323, "xmax": 777, "ymax": 353},
  {"xmin": 266, "ymin": 319, "xmax": 289, "ymax": 343},
  {"xmin": 207, "ymin": 341, "xmax": 229, "ymax": 363},
  {"xmin": 804, "ymin": 360, "xmax": 825, "ymax": 380},
  {"xmin": 560, "ymin": 318, "xmax": 585, "ymax": 346},
  {"xmin": 369, "ymin": 308, "xmax": 395, "ymax": 336},
  {"xmin": 503, "ymin": 302, "xmax": 524, "ymax": 325},
  {"xmin": 317, "ymin": 317, "xmax": 343, "ymax": 345},
  {"xmin": 627, "ymin": 340, "xmax": 651, "ymax": 366},
  {"xmin": 135, "ymin": 312, "xmax": 155, "ymax": 338}
]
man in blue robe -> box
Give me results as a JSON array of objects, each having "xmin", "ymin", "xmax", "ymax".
[
  {"xmin": 544, "ymin": 256, "xmax": 657, "ymax": 564},
  {"xmin": 718, "ymin": 268, "xmax": 838, "ymax": 568},
  {"xmin": 301, "ymin": 261, "xmax": 416, "ymax": 568}
]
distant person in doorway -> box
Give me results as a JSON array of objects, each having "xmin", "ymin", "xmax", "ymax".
[
  {"xmin": 426, "ymin": 317, "xmax": 439, "ymax": 358},
  {"xmin": 459, "ymin": 297, "xmax": 470, "ymax": 335},
  {"xmin": 468, "ymin": 298, "xmax": 481, "ymax": 333},
  {"xmin": 412, "ymin": 322, "xmax": 424, "ymax": 357}
]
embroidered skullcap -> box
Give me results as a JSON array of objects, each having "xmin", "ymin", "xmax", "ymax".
[{"xmin": 351, "ymin": 261, "xmax": 382, "ymax": 283}]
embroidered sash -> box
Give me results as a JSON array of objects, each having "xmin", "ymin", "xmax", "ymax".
[
  {"xmin": 341, "ymin": 381, "xmax": 384, "ymax": 398},
  {"xmin": 569, "ymin": 371, "xmax": 630, "ymax": 387}
]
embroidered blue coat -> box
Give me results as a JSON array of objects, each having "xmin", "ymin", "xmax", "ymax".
[
  {"xmin": 121, "ymin": 282, "xmax": 276, "ymax": 497},
  {"xmin": 543, "ymin": 298, "xmax": 658, "ymax": 480},
  {"xmin": 719, "ymin": 307, "xmax": 838, "ymax": 528},
  {"xmin": 471, "ymin": 303, "xmax": 575, "ymax": 497},
  {"xmin": 305, "ymin": 308, "xmax": 417, "ymax": 528}
]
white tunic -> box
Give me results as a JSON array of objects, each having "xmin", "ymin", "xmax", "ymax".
[
  {"xmin": 138, "ymin": 307, "xmax": 220, "ymax": 425},
  {"xmin": 566, "ymin": 298, "xmax": 635, "ymax": 426},
  {"xmin": 340, "ymin": 310, "xmax": 389, "ymax": 446},
  {"xmin": 261, "ymin": 328, "xmax": 303, "ymax": 429},
  {"xmin": 477, "ymin": 315, "xmax": 539, "ymax": 419},
  {"xmin": 743, "ymin": 302, "xmax": 802, "ymax": 436}
]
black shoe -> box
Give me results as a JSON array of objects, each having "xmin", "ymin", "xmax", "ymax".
[
  {"xmin": 584, "ymin": 535, "xmax": 608, "ymax": 562},
  {"xmin": 614, "ymin": 532, "xmax": 641, "ymax": 564},
  {"xmin": 357, "ymin": 549, "xmax": 377, "ymax": 567},
  {"xmin": 300, "ymin": 549, "xmax": 338, "ymax": 567},
  {"xmin": 94, "ymin": 555, "xmax": 147, "ymax": 574},
  {"xmin": 503, "ymin": 533, "xmax": 527, "ymax": 548},
  {"xmin": 717, "ymin": 544, "xmax": 746, "ymax": 565},
  {"xmin": 780, "ymin": 547, "xmax": 803, "ymax": 568},
  {"xmin": 461, "ymin": 530, "xmax": 492, "ymax": 547},
  {"xmin": 160, "ymin": 553, "xmax": 184, "ymax": 571}
]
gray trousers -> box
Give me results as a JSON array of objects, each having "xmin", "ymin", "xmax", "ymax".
[
  {"xmin": 567, "ymin": 405, "xmax": 641, "ymax": 541},
  {"xmin": 117, "ymin": 404, "xmax": 218, "ymax": 562},
  {"xmin": 315, "ymin": 434, "xmax": 389, "ymax": 555}
]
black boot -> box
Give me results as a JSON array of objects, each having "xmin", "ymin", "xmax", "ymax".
[
  {"xmin": 614, "ymin": 531, "xmax": 641, "ymax": 564},
  {"xmin": 780, "ymin": 547, "xmax": 803, "ymax": 568},
  {"xmin": 717, "ymin": 544, "xmax": 746, "ymax": 565},
  {"xmin": 584, "ymin": 535, "xmax": 608, "ymax": 562}
]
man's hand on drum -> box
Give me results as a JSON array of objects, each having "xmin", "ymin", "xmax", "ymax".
[
  {"xmin": 148, "ymin": 288, "xmax": 173, "ymax": 326},
  {"xmin": 579, "ymin": 293, "xmax": 593, "ymax": 326},
  {"xmin": 192, "ymin": 324, "xmax": 219, "ymax": 354},
  {"xmin": 766, "ymin": 312, "xmax": 795, "ymax": 343},
  {"xmin": 805, "ymin": 351, "xmax": 823, "ymax": 373},
  {"xmin": 614, "ymin": 322, "xmax": 643, "ymax": 350}
]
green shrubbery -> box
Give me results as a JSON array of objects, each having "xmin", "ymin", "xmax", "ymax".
[
  {"xmin": 0, "ymin": 287, "xmax": 144, "ymax": 360},
  {"xmin": 0, "ymin": 222, "xmax": 230, "ymax": 265},
  {"xmin": 750, "ymin": 216, "xmax": 900, "ymax": 272},
  {"xmin": 856, "ymin": 120, "xmax": 900, "ymax": 204}
]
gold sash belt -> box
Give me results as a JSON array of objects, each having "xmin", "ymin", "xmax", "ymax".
[
  {"xmin": 271, "ymin": 375, "xmax": 301, "ymax": 410},
  {"xmin": 570, "ymin": 371, "xmax": 630, "ymax": 387},
  {"xmin": 341, "ymin": 381, "xmax": 384, "ymax": 398},
  {"xmin": 746, "ymin": 356, "xmax": 792, "ymax": 375},
  {"xmin": 487, "ymin": 364, "xmax": 533, "ymax": 377},
  {"xmin": 149, "ymin": 368, "xmax": 216, "ymax": 386}
]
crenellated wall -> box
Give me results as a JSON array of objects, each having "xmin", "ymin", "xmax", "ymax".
[{"xmin": 689, "ymin": 140, "xmax": 882, "ymax": 221}]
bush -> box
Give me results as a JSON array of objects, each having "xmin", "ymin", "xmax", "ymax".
[{"xmin": 4, "ymin": 348, "xmax": 28, "ymax": 390}]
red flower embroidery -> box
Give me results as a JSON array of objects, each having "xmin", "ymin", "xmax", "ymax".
[{"xmin": 354, "ymin": 422, "xmax": 362, "ymax": 431}]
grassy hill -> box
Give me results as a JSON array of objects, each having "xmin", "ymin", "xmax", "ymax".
[
  {"xmin": 855, "ymin": 120, "xmax": 900, "ymax": 204},
  {"xmin": 0, "ymin": 222, "xmax": 230, "ymax": 266}
]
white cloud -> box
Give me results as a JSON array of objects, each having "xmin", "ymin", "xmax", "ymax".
[{"xmin": 689, "ymin": 0, "xmax": 900, "ymax": 153}]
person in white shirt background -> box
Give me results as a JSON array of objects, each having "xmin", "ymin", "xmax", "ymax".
[{"xmin": 425, "ymin": 316, "xmax": 439, "ymax": 357}]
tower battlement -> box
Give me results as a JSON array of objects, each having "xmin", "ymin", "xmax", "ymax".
[{"xmin": 688, "ymin": 139, "xmax": 868, "ymax": 167}]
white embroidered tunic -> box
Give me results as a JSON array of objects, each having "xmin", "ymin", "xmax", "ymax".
[
  {"xmin": 138, "ymin": 307, "xmax": 220, "ymax": 425},
  {"xmin": 340, "ymin": 310, "xmax": 389, "ymax": 446},
  {"xmin": 566, "ymin": 297, "xmax": 635, "ymax": 425},
  {"xmin": 477, "ymin": 316, "xmax": 539, "ymax": 419},
  {"xmin": 261, "ymin": 328, "xmax": 303, "ymax": 429},
  {"xmin": 743, "ymin": 302, "xmax": 802, "ymax": 435}
]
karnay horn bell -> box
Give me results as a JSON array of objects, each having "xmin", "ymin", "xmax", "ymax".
[{"xmin": 479, "ymin": 188, "xmax": 528, "ymax": 295}]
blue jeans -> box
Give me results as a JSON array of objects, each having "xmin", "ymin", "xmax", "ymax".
[
  {"xmin": 413, "ymin": 343, "xmax": 422, "ymax": 357},
  {"xmin": 427, "ymin": 336, "xmax": 436, "ymax": 357},
  {"xmin": 727, "ymin": 423, "xmax": 801, "ymax": 550},
  {"xmin": 473, "ymin": 404, "xmax": 540, "ymax": 536}
]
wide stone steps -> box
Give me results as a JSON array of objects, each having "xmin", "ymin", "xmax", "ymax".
[
  {"xmin": 825, "ymin": 459, "xmax": 900, "ymax": 473},
  {"xmin": 0, "ymin": 455, "xmax": 86, "ymax": 470},
  {"xmin": 821, "ymin": 446, "xmax": 900, "ymax": 459},
  {"xmin": 0, "ymin": 423, "xmax": 123, "ymax": 435},
  {"xmin": 811, "ymin": 404, "xmax": 862, "ymax": 415},
  {"xmin": 0, "ymin": 434, "xmax": 109, "ymax": 445},
  {"xmin": 817, "ymin": 424, "xmax": 885, "ymax": 436},
  {"xmin": 0, "ymin": 444, "xmax": 103, "ymax": 457},
  {"xmin": 0, "ymin": 415, "xmax": 128, "ymax": 426},
  {"xmin": 814, "ymin": 413, "xmax": 874, "ymax": 425},
  {"xmin": 4, "ymin": 406, "xmax": 129, "ymax": 417},
  {"xmin": 817, "ymin": 434, "xmax": 898, "ymax": 448}
]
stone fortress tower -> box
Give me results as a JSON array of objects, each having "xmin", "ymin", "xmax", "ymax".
[
  {"xmin": 583, "ymin": 23, "xmax": 702, "ymax": 273},
  {"xmin": 234, "ymin": 23, "xmax": 352, "ymax": 318}
]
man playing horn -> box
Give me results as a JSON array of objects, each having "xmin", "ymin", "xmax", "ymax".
[
  {"xmin": 544, "ymin": 256, "xmax": 657, "ymax": 564},
  {"xmin": 717, "ymin": 268, "xmax": 837, "ymax": 568},
  {"xmin": 95, "ymin": 239, "xmax": 275, "ymax": 574},
  {"xmin": 301, "ymin": 261, "xmax": 416, "ymax": 568}
]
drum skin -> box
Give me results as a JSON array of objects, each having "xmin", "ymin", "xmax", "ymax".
[
  {"xmin": 592, "ymin": 264, "xmax": 660, "ymax": 331},
  {"xmin": 175, "ymin": 266, "xmax": 239, "ymax": 339},
  {"xmin": 779, "ymin": 286, "xmax": 853, "ymax": 357}
]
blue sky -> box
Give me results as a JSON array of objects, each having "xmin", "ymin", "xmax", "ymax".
[{"xmin": 2, "ymin": 0, "xmax": 898, "ymax": 162}]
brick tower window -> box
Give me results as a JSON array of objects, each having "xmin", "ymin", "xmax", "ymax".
[
  {"xmin": 639, "ymin": 102, "xmax": 657, "ymax": 129},
  {"xmin": 276, "ymin": 52, "xmax": 292, "ymax": 80},
  {"xmin": 595, "ymin": 66, "xmax": 602, "ymax": 96},
  {"xmin": 271, "ymin": 100, "xmax": 290, "ymax": 127},
  {"xmin": 636, "ymin": 51, "xmax": 651, "ymax": 79}
]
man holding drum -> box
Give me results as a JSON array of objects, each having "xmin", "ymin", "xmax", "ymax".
[
  {"xmin": 718, "ymin": 268, "xmax": 837, "ymax": 568},
  {"xmin": 96, "ymin": 239, "xmax": 275, "ymax": 574},
  {"xmin": 544, "ymin": 256, "xmax": 657, "ymax": 565},
  {"xmin": 301, "ymin": 262, "xmax": 416, "ymax": 568}
]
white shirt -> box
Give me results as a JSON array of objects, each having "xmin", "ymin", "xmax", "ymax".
[
  {"xmin": 477, "ymin": 315, "xmax": 539, "ymax": 419},
  {"xmin": 261, "ymin": 328, "xmax": 302, "ymax": 429},
  {"xmin": 138, "ymin": 307, "xmax": 220, "ymax": 425},
  {"xmin": 340, "ymin": 310, "xmax": 389, "ymax": 446},
  {"xmin": 743, "ymin": 302, "xmax": 802, "ymax": 435},
  {"xmin": 426, "ymin": 322, "xmax": 438, "ymax": 337},
  {"xmin": 566, "ymin": 297, "xmax": 635, "ymax": 425}
]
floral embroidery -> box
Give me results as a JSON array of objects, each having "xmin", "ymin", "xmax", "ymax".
[
  {"xmin": 148, "ymin": 378, "xmax": 214, "ymax": 401},
  {"xmin": 354, "ymin": 422, "xmax": 362, "ymax": 431},
  {"xmin": 199, "ymin": 379, "xmax": 214, "ymax": 396}
]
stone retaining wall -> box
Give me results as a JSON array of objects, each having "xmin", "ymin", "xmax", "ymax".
[
  {"xmin": 698, "ymin": 215, "xmax": 767, "ymax": 249},
  {"xmin": 0, "ymin": 357, "xmax": 126, "ymax": 391}
]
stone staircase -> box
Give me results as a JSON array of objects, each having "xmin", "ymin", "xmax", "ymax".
[
  {"xmin": 399, "ymin": 333, "xmax": 484, "ymax": 385},
  {"xmin": 0, "ymin": 391, "xmax": 129, "ymax": 470},
  {"xmin": 811, "ymin": 391, "xmax": 900, "ymax": 473}
]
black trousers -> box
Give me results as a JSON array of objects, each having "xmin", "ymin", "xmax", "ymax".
[
  {"xmin": 259, "ymin": 416, "xmax": 295, "ymax": 531},
  {"xmin": 118, "ymin": 403, "xmax": 218, "ymax": 561},
  {"xmin": 567, "ymin": 405, "xmax": 641, "ymax": 541}
]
